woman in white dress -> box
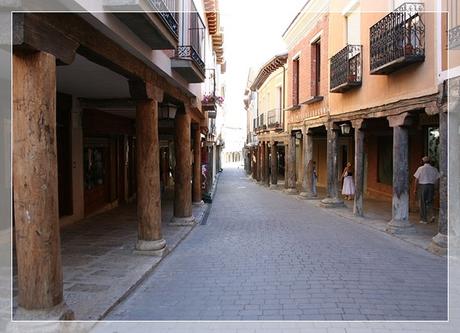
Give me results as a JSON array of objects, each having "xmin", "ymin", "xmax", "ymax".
[{"xmin": 341, "ymin": 162, "xmax": 355, "ymax": 200}]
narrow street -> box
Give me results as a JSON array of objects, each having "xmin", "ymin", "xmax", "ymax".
[{"xmin": 105, "ymin": 167, "xmax": 447, "ymax": 321}]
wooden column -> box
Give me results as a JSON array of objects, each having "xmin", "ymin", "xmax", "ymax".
[
  {"xmin": 386, "ymin": 113, "xmax": 414, "ymax": 234},
  {"xmin": 299, "ymin": 127, "xmax": 314, "ymax": 198},
  {"xmin": 285, "ymin": 134, "xmax": 297, "ymax": 194},
  {"xmin": 320, "ymin": 123, "xmax": 344, "ymax": 207},
  {"xmin": 429, "ymin": 110, "xmax": 448, "ymax": 254},
  {"xmin": 270, "ymin": 141, "xmax": 278, "ymax": 188},
  {"xmin": 264, "ymin": 142, "xmax": 270, "ymax": 186},
  {"xmin": 171, "ymin": 110, "xmax": 195, "ymax": 225},
  {"xmin": 192, "ymin": 126, "xmax": 203, "ymax": 205},
  {"xmin": 13, "ymin": 51, "xmax": 73, "ymax": 319},
  {"xmin": 352, "ymin": 120, "xmax": 365, "ymax": 216},
  {"xmin": 284, "ymin": 141, "xmax": 289, "ymax": 189},
  {"xmin": 257, "ymin": 143, "xmax": 262, "ymax": 182},
  {"xmin": 135, "ymin": 95, "xmax": 167, "ymax": 256}
]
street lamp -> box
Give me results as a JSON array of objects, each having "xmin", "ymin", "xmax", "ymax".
[
  {"xmin": 159, "ymin": 103, "xmax": 177, "ymax": 120},
  {"xmin": 340, "ymin": 123, "xmax": 351, "ymax": 135},
  {"xmin": 295, "ymin": 131, "xmax": 302, "ymax": 139}
]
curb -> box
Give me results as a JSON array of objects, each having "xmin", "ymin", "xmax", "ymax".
[{"xmin": 99, "ymin": 174, "xmax": 222, "ymax": 320}]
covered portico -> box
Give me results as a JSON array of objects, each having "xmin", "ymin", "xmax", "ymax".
[{"xmin": 12, "ymin": 12, "xmax": 205, "ymax": 319}]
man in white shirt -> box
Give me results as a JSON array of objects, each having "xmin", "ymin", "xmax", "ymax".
[{"xmin": 413, "ymin": 156, "xmax": 440, "ymax": 224}]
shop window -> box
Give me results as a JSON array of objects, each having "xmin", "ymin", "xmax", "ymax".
[
  {"xmin": 377, "ymin": 136, "xmax": 393, "ymax": 185},
  {"xmin": 427, "ymin": 126, "xmax": 440, "ymax": 169},
  {"xmin": 84, "ymin": 147, "xmax": 106, "ymax": 190}
]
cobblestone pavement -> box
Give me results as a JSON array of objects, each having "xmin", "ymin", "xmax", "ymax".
[{"xmin": 105, "ymin": 168, "xmax": 447, "ymax": 321}]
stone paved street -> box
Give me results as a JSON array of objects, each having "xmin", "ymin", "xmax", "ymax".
[{"xmin": 105, "ymin": 167, "xmax": 447, "ymax": 321}]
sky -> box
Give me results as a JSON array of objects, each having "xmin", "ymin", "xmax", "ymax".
[{"xmin": 219, "ymin": 0, "xmax": 307, "ymax": 136}]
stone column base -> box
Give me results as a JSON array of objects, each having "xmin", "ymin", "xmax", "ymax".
[
  {"xmin": 169, "ymin": 216, "xmax": 196, "ymax": 226},
  {"xmin": 14, "ymin": 302, "xmax": 74, "ymax": 321},
  {"xmin": 134, "ymin": 239, "xmax": 168, "ymax": 256},
  {"xmin": 320, "ymin": 197, "xmax": 344, "ymax": 208},
  {"xmin": 427, "ymin": 232, "xmax": 447, "ymax": 256},
  {"xmin": 284, "ymin": 188, "xmax": 298, "ymax": 195},
  {"xmin": 386, "ymin": 219, "xmax": 415, "ymax": 234},
  {"xmin": 298, "ymin": 192, "xmax": 319, "ymax": 200},
  {"xmin": 269, "ymin": 184, "xmax": 279, "ymax": 190},
  {"xmin": 192, "ymin": 200, "xmax": 205, "ymax": 207}
]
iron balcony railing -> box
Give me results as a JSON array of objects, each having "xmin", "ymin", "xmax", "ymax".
[
  {"xmin": 330, "ymin": 45, "xmax": 362, "ymax": 93},
  {"xmin": 149, "ymin": 0, "xmax": 179, "ymax": 38},
  {"xmin": 370, "ymin": 2, "xmax": 425, "ymax": 74},
  {"xmin": 175, "ymin": 2, "xmax": 206, "ymax": 75},
  {"xmin": 449, "ymin": 25, "xmax": 460, "ymax": 49},
  {"xmin": 267, "ymin": 108, "xmax": 281, "ymax": 128},
  {"xmin": 175, "ymin": 45, "xmax": 205, "ymax": 73}
]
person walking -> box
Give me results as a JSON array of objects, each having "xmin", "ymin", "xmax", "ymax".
[
  {"xmin": 413, "ymin": 156, "xmax": 440, "ymax": 224},
  {"xmin": 341, "ymin": 162, "xmax": 355, "ymax": 200},
  {"xmin": 311, "ymin": 160, "xmax": 318, "ymax": 197}
]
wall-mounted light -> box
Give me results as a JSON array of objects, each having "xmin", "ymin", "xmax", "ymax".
[
  {"xmin": 340, "ymin": 123, "xmax": 351, "ymax": 135},
  {"xmin": 159, "ymin": 103, "xmax": 177, "ymax": 120}
]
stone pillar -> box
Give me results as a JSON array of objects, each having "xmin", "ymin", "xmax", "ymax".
[
  {"xmin": 264, "ymin": 142, "xmax": 270, "ymax": 187},
  {"xmin": 192, "ymin": 126, "xmax": 203, "ymax": 206},
  {"xmin": 285, "ymin": 134, "xmax": 297, "ymax": 194},
  {"xmin": 320, "ymin": 123, "xmax": 344, "ymax": 207},
  {"xmin": 171, "ymin": 110, "xmax": 195, "ymax": 225},
  {"xmin": 269, "ymin": 141, "xmax": 278, "ymax": 189},
  {"xmin": 135, "ymin": 96, "xmax": 167, "ymax": 256},
  {"xmin": 352, "ymin": 120, "xmax": 365, "ymax": 216},
  {"xmin": 13, "ymin": 51, "xmax": 73, "ymax": 319},
  {"xmin": 428, "ymin": 110, "xmax": 447, "ymax": 254},
  {"xmin": 299, "ymin": 127, "xmax": 315, "ymax": 199},
  {"xmin": 386, "ymin": 112, "xmax": 414, "ymax": 234}
]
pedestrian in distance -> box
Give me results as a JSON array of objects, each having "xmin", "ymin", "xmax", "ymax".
[
  {"xmin": 413, "ymin": 156, "xmax": 440, "ymax": 224},
  {"xmin": 341, "ymin": 162, "xmax": 355, "ymax": 200}
]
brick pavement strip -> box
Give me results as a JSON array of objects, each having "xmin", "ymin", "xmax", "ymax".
[{"xmin": 104, "ymin": 168, "xmax": 447, "ymax": 321}]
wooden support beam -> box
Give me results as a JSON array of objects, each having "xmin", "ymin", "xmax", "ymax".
[{"xmin": 13, "ymin": 13, "xmax": 78, "ymax": 65}]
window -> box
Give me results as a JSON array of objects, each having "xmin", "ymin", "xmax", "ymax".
[
  {"xmin": 311, "ymin": 39, "xmax": 321, "ymax": 96},
  {"xmin": 292, "ymin": 57, "xmax": 300, "ymax": 105},
  {"xmin": 346, "ymin": 9, "xmax": 361, "ymax": 44}
]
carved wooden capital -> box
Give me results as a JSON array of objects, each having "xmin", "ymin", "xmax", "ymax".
[
  {"xmin": 387, "ymin": 112, "xmax": 413, "ymax": 127},
  {"xmin": 351, "ymin": 119, "xmax": 366, "ymax": 129},
  {"xmin": 424, "ymin": 101, "xmax": 439, "ymax": 116}
]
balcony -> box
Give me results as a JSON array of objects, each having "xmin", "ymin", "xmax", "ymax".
[
  {"xmin": 370, "ymin": 2, "xmax": 425, "ymax": 75},
  {"xmin": 104, "ymin": 0, "xmax": 179, "ymax": 49},
  {"xmin": 330, "ymin": 45, "xmax": 362, "ymax": 93},
  {"xmin": 267, "ymin": 108, "xmax": 282, "ymax": 130},
  {"xmin": 172, "ymin": 9, "xmax": 206, "ymax": 83}
]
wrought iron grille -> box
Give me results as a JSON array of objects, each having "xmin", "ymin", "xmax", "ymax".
[
  {"xmin": 267, "ymin": 108, "xmax": 281, "ymax": 128},
  {"xmin": 175, "ymin": 45, "xmax": 205, "ymax": 73},
  {"xmin": 330, "ymin": 45, "xmax": 362, "ymax": 92},
  {"xmin": 370, "ymin": 2, "xmax": 425, "ymax": 73},
  {"xmin": 258, "ymin": 114, "xmax": 265, "ymax": 128},
  {"xmin": 449, "ymin": 25, "xmax": 460, "ymax": 49},
  {"xmin": 175, "ymin": 0, "xmax": 205, "ymax": 75},
  {"xmin": 149, "ymin": 0, "xmax": 179, "ymax": 37}
]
